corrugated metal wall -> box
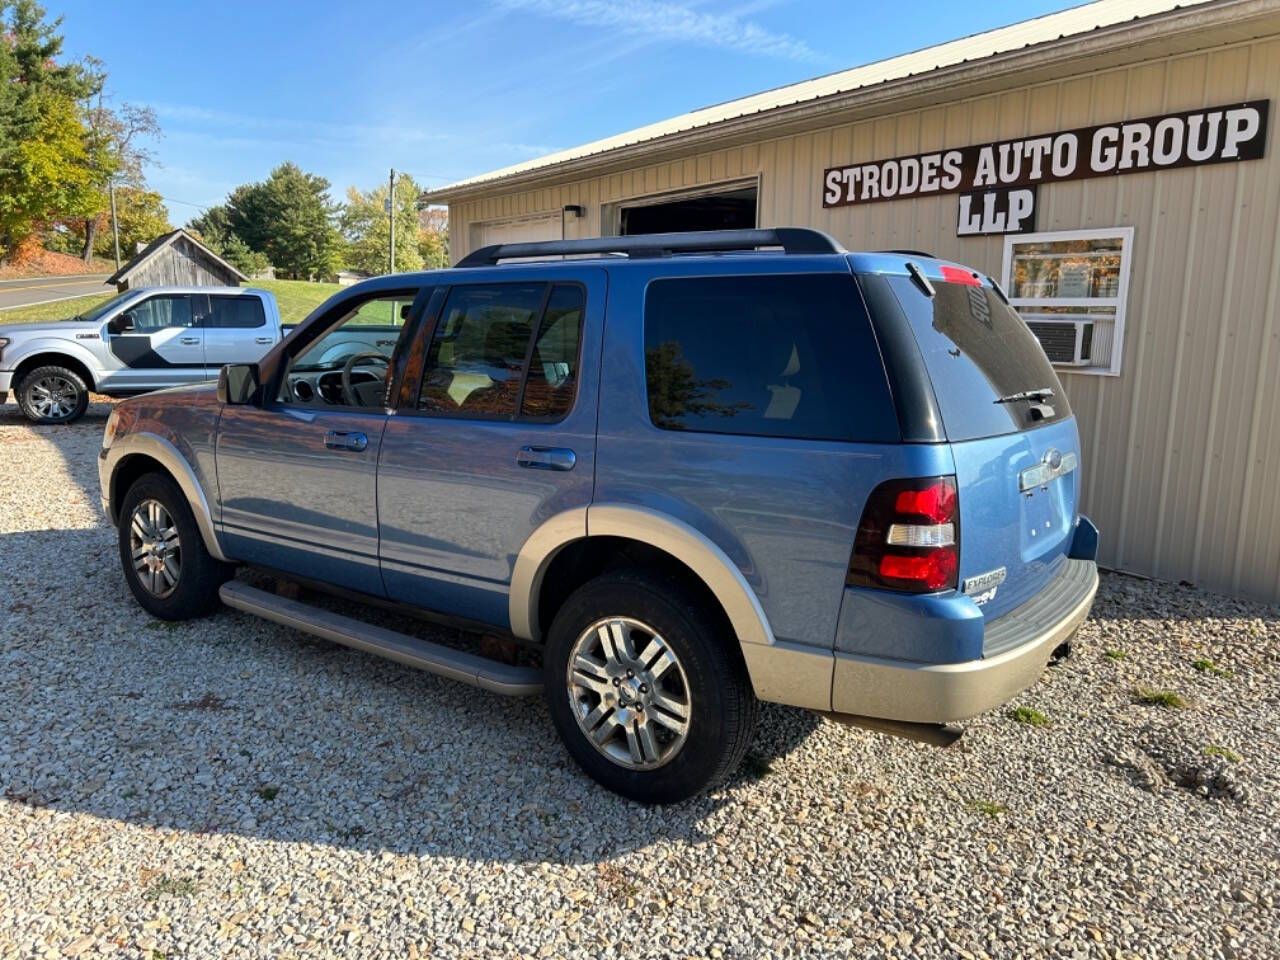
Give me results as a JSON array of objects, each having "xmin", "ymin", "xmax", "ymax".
[{"xmin": 449, "ymin": 34, "xmax": 1280, "ymax": 604}]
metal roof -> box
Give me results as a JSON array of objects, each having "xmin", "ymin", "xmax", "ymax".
[{"xmin": 423, "ymin": 0, "xmax": 1217, "ymax": 200}]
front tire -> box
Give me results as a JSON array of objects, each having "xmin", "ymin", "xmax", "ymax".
[
  {"xmin": 118, "ymin": 472, "xmax": 233, "ymax": 620},
  {"xmin": 544, "ymin": 570, "xmax": 758, "ymax": 803},
  {"xmin": 15, "ymin": 365, "xmax": 90, "ymax": 424}
]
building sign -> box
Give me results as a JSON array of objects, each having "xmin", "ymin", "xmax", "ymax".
[
  {"xmin": 957, "ymin": 186, "xmax": 1036, "ymax": 236},
  {"xmin": 823, "ymin": 100, "xmax": 1270, "ymax": 209}
]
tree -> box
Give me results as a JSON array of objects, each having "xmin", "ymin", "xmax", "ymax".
[
  {"xmin": 226, "ymin": 162, "xmax": 341, "ymax": 280},
  {"xmin": 185, "ymin": 204, "xmax": 234, "ymax": 250},
  {"xmin": 340, "ymin": 174, "xmax": 424, "ymax": 275},
  {"xmin": 219, "ymin": 234, "xmax": 270, "ymax": 277},
  {"xmin": 93, "ymin": 187, "xmax": 169, "ymax": 257},
  {"xmin": 418, "ymin": 206, "xmax": 449, "ymax": 269},
  {"xmin": 0, "ymin": 0, "xmax": 99, "ymax": 261},
  {"xmin": 79, "ymin": 60, "xmax": 159, "ymax": 261},
  {"xmin": 186, "ymin": 205, "xmax": 269, "ymax": 277}
]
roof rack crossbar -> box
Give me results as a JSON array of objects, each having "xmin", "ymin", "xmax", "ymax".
[{"xmin": 456, "ymin": 227, "xmax": 844, "ymax": 267}]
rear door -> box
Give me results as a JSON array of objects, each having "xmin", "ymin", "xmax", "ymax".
[
  {"xmin": 868, "ymin": 270, "xmax": 1079, "ymax": 622},
  {"xmin": 376, "ymin": 269, "xmax": 603, "ymax": 629},
  {"xmin": 103, "ymin": 293, "xmax": 206, "ymax": 390},
  {"xmin": 203, "ymin": 293, "xmax": 275, "ymax": 368}
]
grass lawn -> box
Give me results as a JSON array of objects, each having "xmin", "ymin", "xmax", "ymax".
[
  {"xmin": 254, "ymin": 278, "xmax": 342, "ymax": 326},
  {"xmin": 0, "ymin": 278, "xmax": 342, "ymax": 328},
  {"xmin": 0, "ymin": 292, "xmax": 112, "ymax": 325}
]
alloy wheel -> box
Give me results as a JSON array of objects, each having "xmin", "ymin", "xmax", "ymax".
[
  {"xmin": 566, "ymin": 616, "xmax": 692, "ymax": 770},
  {"xmin": 27, "ymin": 375, "xmax": 79, "ymax": 421},
  {"xmin": 129, "ymin": 499, "xmax": 182, "ymax": 598}
]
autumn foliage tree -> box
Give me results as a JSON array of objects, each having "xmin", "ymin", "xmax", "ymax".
[
  {"xmin": 341, "ymin": 174, "xmax": 425, "ymax": 275},
  {"xmin": 0, "ymin": 0, "xmax": 99, "ymax": 262}
]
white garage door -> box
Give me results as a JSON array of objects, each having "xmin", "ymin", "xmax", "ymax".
[{"xmin": 473, "ymin": 214, "xmax": 561, "ymax": 247}]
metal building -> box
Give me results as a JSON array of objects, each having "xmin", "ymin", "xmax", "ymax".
[{"xmin": 422, "ymin": 0, "xmax": 1280, "ymax": 604}]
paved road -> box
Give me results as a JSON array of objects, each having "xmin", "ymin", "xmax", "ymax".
[{"xmin": 0, "ymin": 274, "xmax": 111, "ymax": 312}]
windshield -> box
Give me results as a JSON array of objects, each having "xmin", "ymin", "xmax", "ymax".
[{"xmin": 65, "ymin": 291, "xmax": 135, "ymax": 323}]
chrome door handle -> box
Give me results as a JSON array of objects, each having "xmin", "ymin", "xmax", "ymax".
[
  {"xmin": 255, "ymin": 336, "xmax": 273, "ymax": 344},
  {"xmin": 516, "ymin": 445, "xmax": 575, "ymax": 471},
  {"xmin": 324, "ymin": 430, "xmax": 368, "ymax": 452},
  {"xmin": 180, "ymin": 337, "xmax": 200, "ymax": 345}
]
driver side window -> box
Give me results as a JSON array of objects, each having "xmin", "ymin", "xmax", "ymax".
[{"xmin": 279, "ymin": 293, "xmax": 420, "ymax": 408}]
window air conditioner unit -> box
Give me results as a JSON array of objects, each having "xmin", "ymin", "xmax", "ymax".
[{"xmin": 1027, "ymin": 320, "xmax": 1093, "ymax": 366}]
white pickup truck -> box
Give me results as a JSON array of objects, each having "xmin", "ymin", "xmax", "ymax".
[{"xmin": 0, "ymin": 286, "xmax": 287, "ymax": 424}]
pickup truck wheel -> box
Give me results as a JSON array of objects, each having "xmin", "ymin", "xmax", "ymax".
[
  {"xmin": 118, "ymin": 472, "xmax": 233, "ymax": 620},
  {"xmin": 15, "ymin": 365, "xmax": 89, "ymax": 424},
  {"xmin": 543, "ymin": 570, "xmax": 758, "ymax": 804}
]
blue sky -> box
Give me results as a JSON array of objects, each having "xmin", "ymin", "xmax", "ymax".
[{"xmin": 54, "ymin": 0, "xmax": 1076, "ymax": 223}]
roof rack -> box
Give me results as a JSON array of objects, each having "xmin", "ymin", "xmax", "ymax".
[{"xmin": 456, "ymin": 227, "xmax": 844, "ymax": 267}]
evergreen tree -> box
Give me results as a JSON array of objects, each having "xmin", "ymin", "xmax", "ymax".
[{"xmin": 226, "ymin": 162, "xmax": 341, "ymax": 280}]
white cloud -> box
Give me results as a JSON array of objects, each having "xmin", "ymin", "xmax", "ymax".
[{"xmin": 496, "ymin": 0, "xmax": 821, "ymax": 62}]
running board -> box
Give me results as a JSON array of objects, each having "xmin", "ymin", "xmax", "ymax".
[{"xmin": 218, "ymin": 580, "xmax": 543, "ymax": 696}]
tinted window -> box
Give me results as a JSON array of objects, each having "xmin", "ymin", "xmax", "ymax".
[
  {"xmin": 643, "ymin": 274, "xmax": 897, "ymax": 442},
  {"xmin": 521, "ymin": 285, "xmax": 584, "ymax": 419},
  {"xmin": 884, "ymin": 275, "xmax": 1071, "ymax": 441},
  {"xmin": 418, "ymin": 284, "xmax": 544, "ymax": 418},
  {"xmin": 130, "ymin": 295, "xmax": 194, "ymax": 332},
  {"xmin": 208, "ymin": 295, "xmax": 266, "ymax": 329}
]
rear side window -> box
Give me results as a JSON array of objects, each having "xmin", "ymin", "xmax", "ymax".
[
  {"xmin": 207, "ymin": 295, "xmax": 266, "ymax": 329},
  {"xmin": 417, "ymin": 282, "xmax": 584, "ymax": 421},
  {"xmin": 883, "ymin": 275, "xmax": 1071, "ymax": 441},
  {"xmin": 521, "ymin": 284, "xmax": 584, "ymax": 420},
  {"xmin": 643, "ymin": 274, "xmax": 897, "ymax": 442}
]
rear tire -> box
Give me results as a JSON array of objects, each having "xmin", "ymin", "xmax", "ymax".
[
  {"xmin": 16, "ymin": 364, "xmax": 89, "ymax": 424},
  {"xmin": 118, "ymin": 472, "xmax": 233, "ymax": 620},
  {"xmin": 543, "ymin": 569, "xmax": 758, "ymax": 803}
]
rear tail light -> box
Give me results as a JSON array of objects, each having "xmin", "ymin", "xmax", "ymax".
[{"xmin": 847, "ymin": 476, "xmax": 959, "ymax": 593}]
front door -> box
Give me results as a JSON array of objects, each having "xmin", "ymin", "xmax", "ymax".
[
  {"xmin": 100, "ymin": 293, "xmax": 206, "ymax": 391},
  {"xmin": 377, "ymin": 270, "xmax": 602, "ymax": 628},
  {"xmin": 215, "ymin": 288, "xmax": 426, "ymax": 596}
]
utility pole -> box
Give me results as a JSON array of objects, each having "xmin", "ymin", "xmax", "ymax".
[
  {"xmin": 109, "ymin": 181, "xmax": 121, "ymax": 270},
  {"xmin": 388, "ymin": 167, "xmax": 396, "ymax": 275}
]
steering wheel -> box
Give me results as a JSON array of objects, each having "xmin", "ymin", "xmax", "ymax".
[{"xmin": 340, "ymin": 351, "xmax": 391, "ymax": 406}]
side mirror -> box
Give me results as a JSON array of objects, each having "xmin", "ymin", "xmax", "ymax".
[
  {"xmin": 109, "ymin": 312, "xmax": 136, "ymax": 335},
  {"xmin": 217, "ymin": 363, "xmax": 260, "ymax": 405}
]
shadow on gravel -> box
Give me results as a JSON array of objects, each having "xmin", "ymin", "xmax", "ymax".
[{"xmin": 1, "ymin": 408, "xmax": 823, "ymax": 867}]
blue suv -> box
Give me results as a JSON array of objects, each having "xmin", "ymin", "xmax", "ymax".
[{"xmin": 99, "ymin": 228, "xmax": 1099, "ymax": 803}]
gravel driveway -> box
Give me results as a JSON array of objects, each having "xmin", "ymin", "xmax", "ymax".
[{"xmin": 1, "ymin": 401, "xmax": 1277, "ymax": 959}]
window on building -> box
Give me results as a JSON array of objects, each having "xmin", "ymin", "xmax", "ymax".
[
  {"xmin": 643, "ymin": 274, "xmax": 898, "ymax": 442},
  {"xmin": 1001, "ymin": 227, "xmax": 1133, "ymax": 376}
]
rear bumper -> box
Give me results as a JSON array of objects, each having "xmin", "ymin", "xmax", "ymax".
[
  {"xmin": 0, "ymin": 371, "xmax": 13, "ymax": 394},
  {"xmin": 830, "ymin": 558, "xmax": 1098, "ymax": 723}
]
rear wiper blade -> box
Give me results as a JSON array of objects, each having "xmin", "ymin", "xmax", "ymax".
[{"xmin": 994, "ymin": 387, "xmax": 1055, "ymax": 404}]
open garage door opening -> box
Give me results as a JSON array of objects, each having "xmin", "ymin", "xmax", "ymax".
[{"xmin": 620, "ymin": 186, "xmax": 758, "ymax": 236}]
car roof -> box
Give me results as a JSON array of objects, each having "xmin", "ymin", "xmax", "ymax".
[{"xmin": 122, "ymin": 285, "xmax": 268, "ymax": 296}]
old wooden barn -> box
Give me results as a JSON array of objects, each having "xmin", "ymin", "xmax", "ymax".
[{"xmin": 106, "ymin": 229, "xmax": 248, "ymax": 292}]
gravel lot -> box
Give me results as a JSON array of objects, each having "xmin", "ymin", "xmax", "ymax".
[{"xmin": 1, "ymin": 401, "xmax": 1278, "ymax": 959}]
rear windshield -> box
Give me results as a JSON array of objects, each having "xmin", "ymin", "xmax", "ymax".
[
  {"xmin": 884, "ymin": 275, "xmax": 1070, "ymax": 441},
  {"xmin": 643, "ymin": 273, "xmax": 898, "ymax": 443}
]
